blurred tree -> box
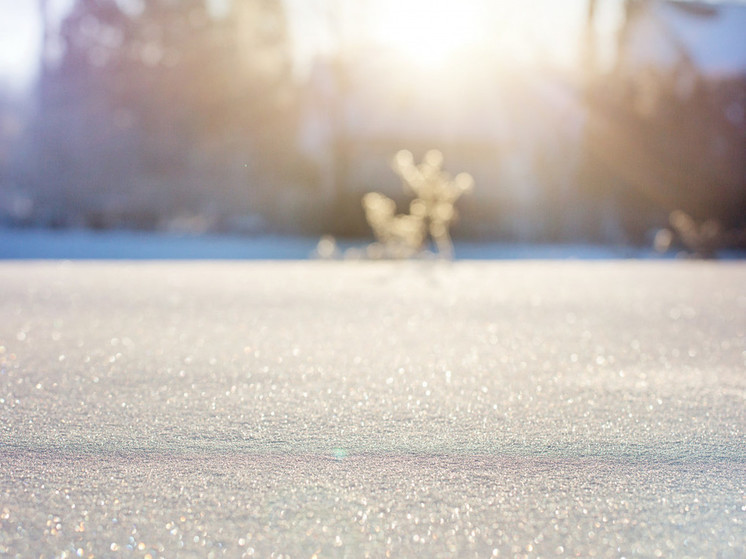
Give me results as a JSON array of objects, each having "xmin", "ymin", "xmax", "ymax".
[
  {"xmin": 578, "ymin": 0, "xmax": 746, "ymax": 244},
  {"xmin": 24, "ymin": 0, "xmax": 297, "ymax": 230},
  {"xmin": 583, "ymin": 0, "xmax": 597, "ymax": 76}
]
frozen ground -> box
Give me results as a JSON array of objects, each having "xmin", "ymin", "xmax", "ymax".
[
  {"xmin": 0, "ymin": 227, "xmax": 660, "ymax": 260},
  {"xmin": 0, "ymin": 229, "xmax": 322, "ymax": 260},
  {"xmin": 1, "ymin": 260, "xmax": 745, "ymax": 557}
]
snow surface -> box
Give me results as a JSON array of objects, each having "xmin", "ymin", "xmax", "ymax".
[
  {"xmin": 1, "ymin": 261, "xmax": 745, "ymax": 557},
  {"xmin": 0, "ymin": 229, "xmax": 322, "ymax": 260},
  {"xmin": 0, "ymin": 227, "xmax": 663, "ymax": 260}
]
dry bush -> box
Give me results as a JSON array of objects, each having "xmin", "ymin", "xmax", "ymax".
[{"xmin": 362, "ymin": 149, "xmax": 473, "ymax": 258}]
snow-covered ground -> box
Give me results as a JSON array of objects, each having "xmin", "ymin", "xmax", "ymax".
[
  {"xmin": 1, "ymin": 260, "xmax": 744, "ymax": 557},
  {"xmin": 0, "ymin": 228, "xmax": 322, "ymax": 260},
  {"xmin": 0, "ymin": 227, "xmax": 666, "ymax": 260}
]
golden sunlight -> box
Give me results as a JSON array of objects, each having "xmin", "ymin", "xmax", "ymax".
[{"xmin": 368, "ymin": 0, "xmax": 487, "ymax": 68}]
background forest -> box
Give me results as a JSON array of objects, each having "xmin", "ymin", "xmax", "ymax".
[
  {"xmin": 4, "ymin": 0, "xmax": 301, "ymax": 233},
  {"xmin": 1, "ymin": 0, "xmax": 745, "ymax": 247}
]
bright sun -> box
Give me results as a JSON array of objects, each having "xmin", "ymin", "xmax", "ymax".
[{"xmin": 369, "ymin": 0, "xmax": 486, "ymax": 68}]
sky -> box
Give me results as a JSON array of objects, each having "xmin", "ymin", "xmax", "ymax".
[
  {"xmin": 0, "ymin": 0, "xmax": 42, "ymax": 89},
  {"xmin": 1, "ymin": 0, "xmax": 739, "ymax": 91},
  {"xmin": 0, "ymin": 0, "xmax": 602, "ymax": 89},
  {"xmin": 284, "ymin": 0, "xmax": 604, "ymax": 73},
  {"xmin": 0, "ymin": 0, "xmax": 78, "ymax": 90}
]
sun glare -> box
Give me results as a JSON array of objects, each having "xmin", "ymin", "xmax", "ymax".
[{"xmin": 370, "ymin": 0, "xmax": 486, "ymax": 68}]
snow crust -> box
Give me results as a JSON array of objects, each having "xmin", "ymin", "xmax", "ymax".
[{"xmin": 1, "ymin": 261, "xmax": 744, "ymax": 557}]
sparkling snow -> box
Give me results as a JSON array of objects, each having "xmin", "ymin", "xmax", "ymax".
[{"xmin": 1, "ymin": 261, "xmax": 744, "ymax": 557}]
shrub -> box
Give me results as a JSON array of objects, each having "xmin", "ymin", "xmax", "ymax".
[{"xmin": 362, "ymin": 149, "xmax": 473, "ymax": 258}]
